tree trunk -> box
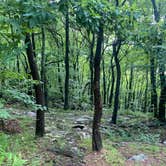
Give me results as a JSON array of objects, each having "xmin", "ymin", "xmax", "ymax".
[
  {"xmin": 25, "ymin": 33, "xmax": 45, "ymax": 137},
  {"xmin": 158, "ymin": 64, "xmax": 166, "ymax": 121},
  {"xmin": 102, "ymin": 58, "xmax": 106, "ymax": 104},
  {"xmin": 89, "ymin": 33, "xmax": 95, "ymax": 106},
  {"xmin": 108, "ymin": 57, "xmax": 115, "ymax": 107},
  {"xmin": 151, "ymin": 0, "xmax": 165, "ymax": 121},
  {"xmin": 92, "ymin": 24, "xmax": 103, "ymax": 151},
  {"xmin": 31, "ymin": 33, "xmax": 36, "ymax": 57},
  {"xmin": 143, "ymin": 67, "xmax": 149, "ymax": 112},
  {"xmin": 64, "ymin": 5, "xmax": 70, "ymax": 110},
  {"xmin": 150, "ymin": 0, "xmax": 161, "ymax": 118},
  {"xmin": 41, "ymin": 27, "xmax": 48, "ymax": 108},
  {"xmin": 111, "ymin": 40, "xmax": 121, "ymax": 124},
  {"xmin": 150, "ymin": 56, "xmax": 158, "ymax": 116},
  {"xmin": 58, "ymin": 62, "xmax": 64, "ymax": 101},
  {"xmin": 124, "ymin": 67, "xmax": 129, "ymax": 109},
  {"xmin": 127, "ymin": 65, "xmax": 134, "ymax": 109}
]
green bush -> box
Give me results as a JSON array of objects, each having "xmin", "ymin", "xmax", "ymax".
[
  {"xmin": 0, "ymin": 100, "xmax": 11, "ymax": 119},
  {"xmin": 0, "ymin": 133, "xmax": 26, "ymax": 166}
]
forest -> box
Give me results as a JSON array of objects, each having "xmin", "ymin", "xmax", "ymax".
[{"xmin": 0, "ymin": 0, "xmax": 166, "ymax": 165}]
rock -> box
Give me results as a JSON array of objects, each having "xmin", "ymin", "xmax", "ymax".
[
  {"xmin": 48, "ymin": 145, "xmax": 81, "ymax": 158},
  {"xmin": 27, "ymin": 111, "xmax": 36, "ymax": 117},
  {"xmin": 75, "ymin": 116, "xmax": 92, "ymax": 125},
  {"xmin": 78, "ymin": 131, "xmax": 91, "ymax": 139},
  {"xmin": 163, "ymin": 140, "xmax": 166, "ymax": 145},
  {"xmin": 128, "ymin": 154, "xmax": 147, "ymax": 161}
]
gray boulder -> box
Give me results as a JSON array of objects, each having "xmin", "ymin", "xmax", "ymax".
[{"xmin": 128, "ymin": 154, "xmax": 147, "ymax": 161}]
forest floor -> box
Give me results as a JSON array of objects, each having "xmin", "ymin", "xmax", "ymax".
[{"xmin": 1, "ymin": 104, "xmax": 166, "ymax": 166}]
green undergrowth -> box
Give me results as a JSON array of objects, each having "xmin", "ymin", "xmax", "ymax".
[
  {"xmin": 0, "ymin": 117, "xmax": 39, "ymax": 166},
  {"xmin": 103, "ymin": 109, "xmax": 162, "ymax": 144},
  {"xmin": 79, "ymin": 138, "xmax": 125, "ymax": 166},
  {"xmin": 128, "ymin": 142, "xmax": 166, "ymax": 154},
  {"xmin": 0, "ymin": 133, "xmax": 26, "ymax": 166},
  {"xmin": 79, "ymin": 138, "xmax": 92, "ymax": 152},
  {"xmin": 119, "ymin": 109, "xmax": 153, "ymax": 118},
  {"xmin": 79, "ymin": 138, "xmax": 166, "ymax": 166},
  {"xmin": 104, "ymin": 141, "xmax": 125, "ymax": 166},
  {"xmin": 105, "ymin": 127, "xmax": 161, "ymax": 143}
]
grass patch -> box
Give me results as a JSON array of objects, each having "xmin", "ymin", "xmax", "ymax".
[
  {"xmin": 0, "ymin": 133, "xmax": 27, "ymax": 166},
  {"xmin": 104, "ymin": 141, "xmax": 125, "ymax": 166},
  {"xmin": 0, "ymin": 116, "xmax": 40, "ymax": 166},
  {"xmin": 128, "ymin": 143, "xmax": 166, "ymax": 154},
  {"xmin": 79, "ymin": 138, "xmax": 92, "ymax": 153},
  {"xmin": 79, "ymin": 138, "xmax": 125, "ymax": 166},
  {"xmin": 119, "ymin": 109, "xmax": 153, "ymax": 119}
]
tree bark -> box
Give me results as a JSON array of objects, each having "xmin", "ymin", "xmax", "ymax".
[
  {"xmin": 31, "ymin": 33, "xmax": 36, "ymax": 57},
  {"xmin": 108, "ymin": 57, "xmax": 115, "ymax": 107},
  {"xmin": 111, "ymin": 39, "xmax": 121, "ymax": 124},
  {"xmin": 92, "ymin": 24, "xmax": 103, "ymax": 151},
  {"xmin": 102, "ymin": 58, "xmax": 106, "ymax": 104},
  {"xmin": 25, "ymin": 33, "xmax": 45, "ymax": 137}
]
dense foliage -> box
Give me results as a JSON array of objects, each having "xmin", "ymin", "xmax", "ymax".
[{"xmin": 0, "ymin": 0, "xmax": 165, "ymax": 164}]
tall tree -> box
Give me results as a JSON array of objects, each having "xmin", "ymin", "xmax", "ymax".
[
  {"xmin": 25, "ymin": 33, "xmax": 45, "ymax": 137},
  {"xmin": 150, "ymin": 55, "xmax": 158, "ymax": 116},
  {"xmin": 41, "ymin": 27, "xmax": 48, "ymax": 108},
  {"xmin": 89, "ymin": 32, "xmax": 95, "ymax": 106},
  {"xmin": 127, "ymin": 65, "xmax": 134, "ymax": 109},
  {"xmin": 102, "ymin": 57, "xmax": 106, "ymax": 104},
  {"xmin": 64, "ymin": 3, "xmax": 70, "ymax": 110},
  {"xmin": 111, "ymin": 39, "xmax": 121, "ymax": 124},
  {"xmin": 151, "ymin": 0, "xmax": 166, "ymax": 121},
  {"xmin": 92, "ymin": 23, "xmax": 104, "ymax": 151},
  {"xmin": 108, "ymin": 57, "xmax": 115, "ymax": 107}
]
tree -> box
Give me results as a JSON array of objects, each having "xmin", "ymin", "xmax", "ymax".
[
  {"xmin": 151, "ymin": 0, "xmax": 166, "ymax": 121},
  {"xmin": 92, "ymin": 23, "xmax": 104, "ymax": 151},
  {"xmin": 64, "ymin": 2, "xmax": 70, "ymax": 110},
  {"xmin": 25, "ymin": 33, "xmax": 45, "ymax": 137},
  {"xmin": 41, "ymin": 26, "xmax": 48, "ymax": 108},
  {"xmin": 111, "ymin": 39, "xmax": 121, "ymax": 124}
]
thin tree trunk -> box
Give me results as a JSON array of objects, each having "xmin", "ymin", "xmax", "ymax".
[
  {"xmin": 108, "ymin": 57, "xmax": 115, "ymax": 107},
  {"xmin": 111, "ymin": 40, "xmax": 121, "ymax": 124},
  {"xmin": 127, "ymin": 65, "xmax": 134, "ymax": 109},
  {"xmin": 124, "ymin": 67, "xmax": 129, "ymax": 109},
  {"xmin": 25, "ymin": 33, "xmax": 45, "ymax": 137},
  {"xmin": 102, "ymin": 58, "xmax": 106, "ymax": 104},
  {"xmin": 89, "ymin": 33, "xmax": 95, "ymax": 106},
  {"xmin": 41, "ymin": 27, "xmax": 48, "ymax": 108},
  {"xmin": 10, "ymin": 23, "xmax": 20, "ymax": 73},
  {"xmin": 150, "ymin": 56, "xmax": 158, "ymax": 116},
  {"xmin": 64, "ymin": 5, "xmax": 70, "ymax": 110},
  {"xmin": 57, "ymin": 62, "xmax": 64, "ymax": 101},
  {"xmin": 158, "ymin": 64, "xmax": 166, "ymax": 121},
  {"xmin": 32, "ymin": 33, "xmax": 36, "ymax": 57},
  {"xmin": 92, "ymin": 24, "xmax": 103, "ymax": 151},
  {"xmin": 144, "ymin": 67, "xmax": 149, "ymax": 112}
]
